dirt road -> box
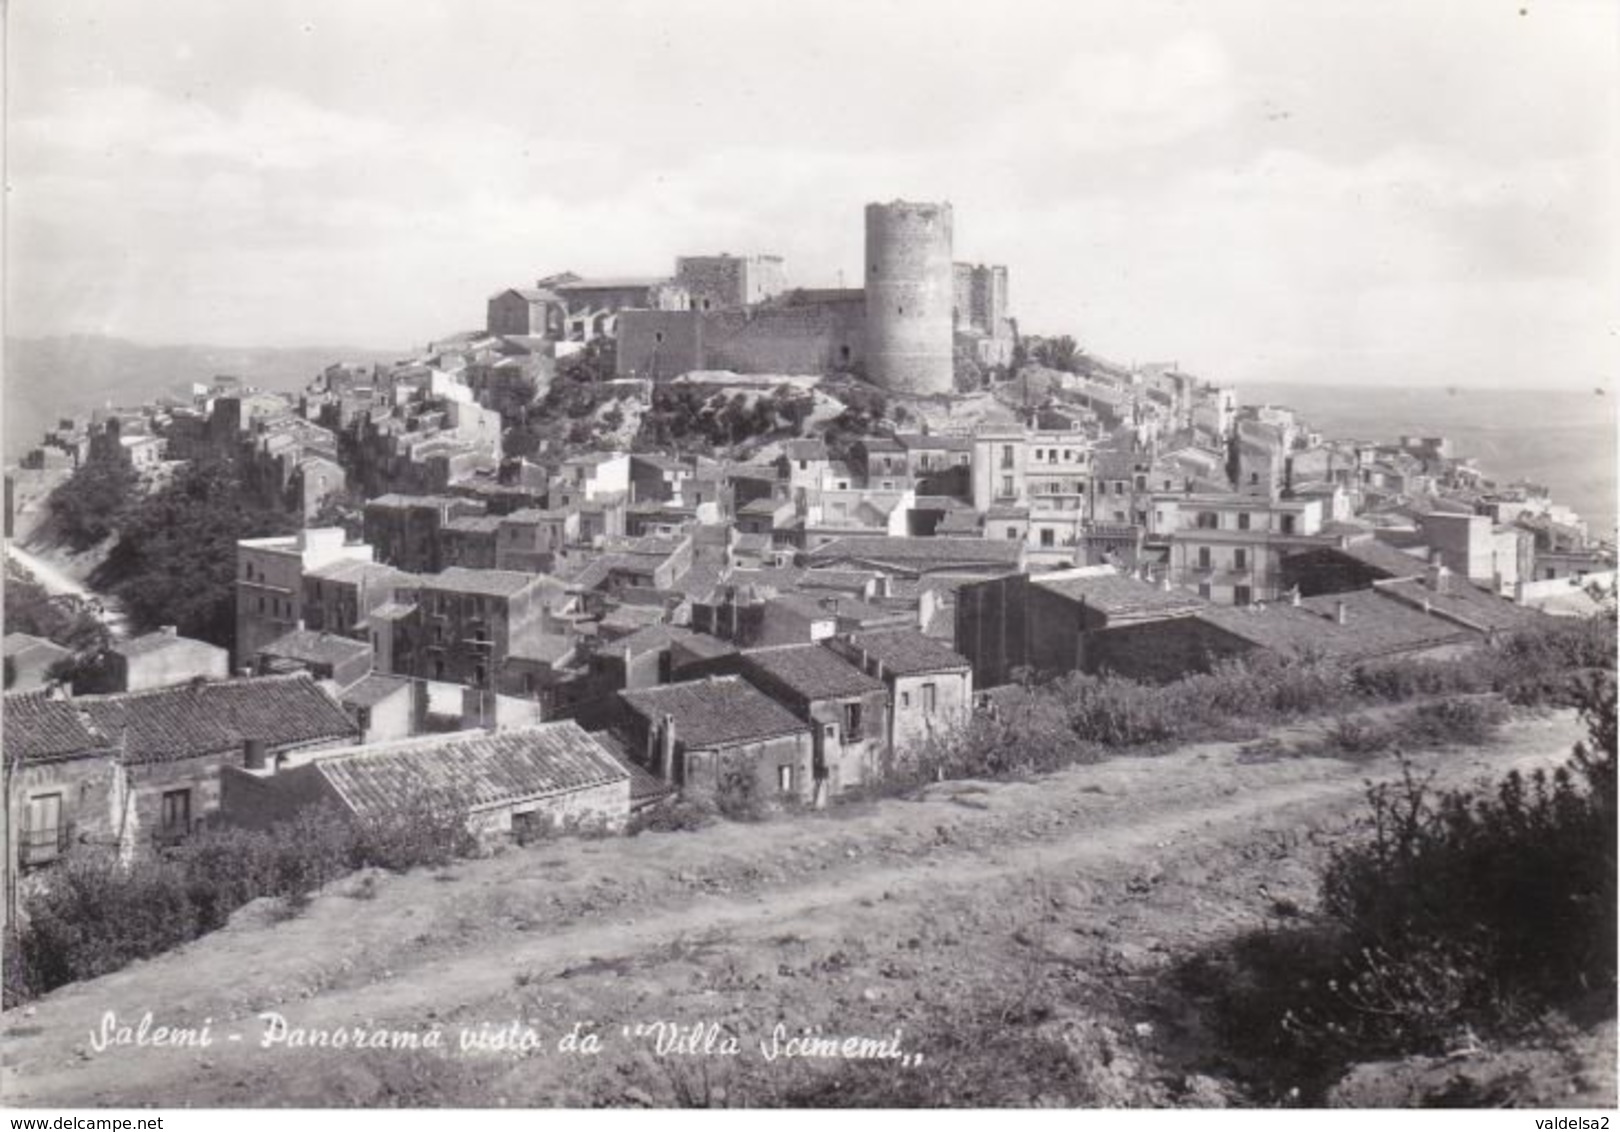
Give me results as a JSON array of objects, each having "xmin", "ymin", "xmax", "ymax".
[{"xmin": 2, "ymin": 709, "xmax": 1610, "ymax": 1108}]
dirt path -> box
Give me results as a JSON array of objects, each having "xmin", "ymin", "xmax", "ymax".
[{"xmin": 1, "ymin": 710, "xmax": 1604, "ymax": 1108}]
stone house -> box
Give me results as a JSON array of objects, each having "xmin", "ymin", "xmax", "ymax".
[
  {"xmin": 222, "ymin": 722, "xmax": 631, "ymax": 842},
  {"xmin": 3, "ymin": 675, "xmax": 357, "ymax": 870},
  {"xmin": 617, "ymin": 676, "xmax": 815, "ymax": 801},
  {"xmin": 104, "ymin": 628, "xmax": 230, "ymax": 692},
  {"xmin": 738, "ymin": 644, "xmax": 889, "ymax": 796},
  {"xmin": 828, "ymin": 629, "xmax": 973, "ymax": 757},
  {"xmin": 257, "ymin": 628, "xmax": 374, "ymax": 688}
]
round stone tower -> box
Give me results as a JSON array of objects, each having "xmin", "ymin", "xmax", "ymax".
[{"xmin": 864, "ymin": 200, "xmax": 954, "ymax": 395}]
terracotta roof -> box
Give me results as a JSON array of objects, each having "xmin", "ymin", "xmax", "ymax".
[
  {"xmin": 741, "ymin": 644, "xmax": 883, "ymax": 702},
  {"xmin": 1031, "ymin": 571, "xmax": 1205, "ymax": 618},
  {"xmin": 1329, "ymin": 540, "xmax": 1429, "ymax": 578},
  {"xmin": 620, "ymin": 676, "xmax": 808, "ymax": 749},
  {"xmin": 1299, "ymin": 590, "xmax": 1478, "ymax": 654},
  {"xmin": 806, "ymin": 536, "xmax": 1024, "ymax": 571},
  {"xmin": 313, "ymin": 722, "xmax": 627, "ymax": 817},
  {"xmin": 664, "ymin": 626, "xmax": 738, "ymax": 660},
  {"xmin": 3, "ymin": 633, "xmax": 72, "ymax": 666},
  {"xmin": 2, "ymin": 690, "xmax": 113, "ymax": 763},
  {"xmin": 259, "ymin": 629, "xmax": 371, "ymax": 667},
  {"xmin": 1374, "ymin": 578, "xmax": 1548, "ymax": 633},
  {"xmin": 590, "ymin": 731, "xmax": 678, "ymax": 805},
  {"xmin": 76, "ymin": 674, "xmax": 358, "ymax": 765},
  {"xmin": 338, "ymin": 673, "xmax": 413, "ymax": 709},
  {"xmin": 425, "ymin": 567, "xmax": 545, "ymax": 598},
  {"xmin": 844, "ymin": 628, "xmax": 971, "ymax": 677}
]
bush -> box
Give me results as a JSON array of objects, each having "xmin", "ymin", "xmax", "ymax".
[
  {"xmin": 626, "ymin": 796, "xmax": 718, "ymax": 835},
  {"xmin": 14, "ymin": 850, "xmax": 198, "ymax": 997},
  {"xmin": 1188, "ymin": 673, "xmax": 1617, "ymax": 1100},
  {"xmin": 1390, "ymin": 696, "xmax": 1509, "ymax": 748},
  {"xmin": 353, "ymin": 787, "xmax": 477, "ymax": 871}
]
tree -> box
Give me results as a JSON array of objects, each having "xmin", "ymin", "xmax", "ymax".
[
  {"xmin": 95, "ymin": 454, "xmax": 298, "ymax": 647},
  {"xmin": 46, "ymin": 459, "xmax": 139, "ymax": 551},
  {"xmin": 953, "ymin": 345, "xmax": 984, "ymax": 394},
  {"xmin": 1031, "ymin": 335, "xmax": 1080, "ymax": 375},
  {"xmin": 3, "ymin": 561, "xmax": 109, "ymax": 653}
]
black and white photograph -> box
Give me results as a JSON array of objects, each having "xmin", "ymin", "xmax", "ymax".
[{"xmin": 2, "ymin": 0, "xmax": 1616, "ymax": 1118}]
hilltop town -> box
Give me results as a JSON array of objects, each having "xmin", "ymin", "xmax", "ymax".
[{"xmin": 3, "ymin": 200, "xmax": 1616, "ymax": 1107}]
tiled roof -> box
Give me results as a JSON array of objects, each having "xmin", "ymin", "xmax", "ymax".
[
  {"xmin": 259, "ymin": 628, "xmax": 371, "ymax": 667},
  {"xmin": 2, "ymin": 691, "xmax": 113, "ymax": 763},
  {"xmin": 1374, "ymin": 578, "xmax": 1547, "ymax": 633},
  {"xmin": 845, "ymin": 628, "xmax": 971, "ymax": 676},
  {"xmin": 1032, "ymin": 571, "xmax": 1206, "ymax": 618},
  {"xmin": 742, "ymin": 644, "xmax": 883, "ymax": 702},
  {"xmin": 510, "ymin": 633, "xmax": 577, "ymax": 665},
  {"xmin": 896, "ymin": 433, "xmax": 974, "ymax": 452},
  {"xmin": 765, "ymin": 591, "xmax": 839, "ymax": 623},
  {"xmin": 554, "ymin": 275, "xmax": 667, "ymax": 291},
  {"xmin": 314, "ymin": 722, "xmax": 627, "ymax": 818},
  {"xmin": 620, "ymin": 676, "xmax": 808, "ymax": 749},
  {"xmin": 590, "ymin": 731, "xmax": 678, "ymax": 805},
  {"xmin": 3, "ymin": 633, "xmax": 72, "ymax": 666},
  {"xmin": 806, "ymin": 536, "xmax": 1024, "ymax": 571},
  {"xmin": 338, "ymin": 673, "xmax": 413, "ymax": 709},
  {"xmin": 77, "ymin": 674, "xmax": 358, "ymax": 765},
  {"xmin": 1296, "ymin": 589, "xmax": 1482, "ymax": 655},
  {"xmin": 665, "ymin": 626, "xmax": 738, "ymax": 660},
  {"xmin": 425, "ymin": 567, "xmax": 542, "ymax": 597},
  {"xmin": 613, "ymin": 624, "xmax": 678, "ymax": 657},
  {"xmin": 1332, "ymin": 540, "xmax": 1430, "ymax": 578}
]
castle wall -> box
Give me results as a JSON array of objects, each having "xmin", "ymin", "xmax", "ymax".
[{"xmin": 616, "ymin": 301, "xmax": 865, "ymax": 380}]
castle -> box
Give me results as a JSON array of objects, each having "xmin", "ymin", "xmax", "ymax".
[{"xmin": 486, "ymin": 201, "xmax": 1014, "ymax": 396}]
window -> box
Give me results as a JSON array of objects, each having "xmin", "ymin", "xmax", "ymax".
[
  {"xmin": 1040, "ymin": 528, "xmax": 1055, "ymax": 548},
  {"xmin": 1196, "ymin": 512, "xmax": 1218, "ymax": 529},
  {"xmin": 1250, "ymin": 472, "xmax": 1260, "ymax": 485},
  {"xmin": 474, "ymin": 663, "xmax": 487, "ymax": 685},
  {"xmin": 1113, "ymin": 482, "xmax": 1124, "ymax": 495},
  {"xmin": 900, "ymin": 690, "xmax": 912, "ymax": 709},
  {"xmin": 1234, "ymin": 585, "xmax": 1253, "ymax": 606},
  {"xmin": 1198, "ymin": 583, "xmax": 1212, "ymax": 599},
  {"xmin": 434, "ymin": 659, "xmax": 445, "ymax": 680},
  {"xmin": 778, "ymin": 765, "xmax": 793, "ymax": 792},
  {"xmin": 160, "ymin": 789, "xmax": 192, "ymax": 841},
  {"xmin": 1006, "ymin": 527, "xmax": 1019, "ymax": 541},
  {"xmin": 1197, "ymin": 547, "xmax": 1212, "ymax": 569},
  {"xmin": 1234, "ymin": 548, "xmax": 1248, "ymax": 570},
  {"xmin": 21, "ymin": 793, "xmax": 65, "ymax": 866},
  {"xmin": 843, "ymin": 703, "xmax": 863, "ymax": 741},
  {"xmin": 258, "ymin": 596, "xmax": 265, "ymax": 614},
  {"xmin": 1001, "ymin": 445, "xmax": 1014, "ymax": 469},
  {"xmin": 1237, "ymin": 512, "xmax": 1251, "ymax": 531},
  {"xmin": 1280, "ymin": 515, "xmax": 1296, "ymax": 535},
  {"xmin": 922, "ymin": 683, "xmax": 938, "ymax": 714},
  {"xmin": 1000, "ymin": 476, "xmax": 1014, "ymax": 498}
]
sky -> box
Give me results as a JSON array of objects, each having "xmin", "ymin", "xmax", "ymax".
[{"xmin": 7, "ymin": 0, "xmax": 1618, "ymax": 388}]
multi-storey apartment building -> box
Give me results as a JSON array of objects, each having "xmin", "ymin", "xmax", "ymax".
[
  {"xmin": 1154, "ymin": 493, "xmax": 1327, "ymax": 605},
  {"xmin": 235, "ymin": 529, "xmax": 375, "ymax": 668}
]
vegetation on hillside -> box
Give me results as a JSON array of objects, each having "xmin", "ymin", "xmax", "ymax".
[
  {"xmin": 2, "ymin": 559, "xmax": 110, "ymax": 657},
  {"xmin": 1177, "ymin": 671, "xmax": 1616, "ymax": 1103},
  {"xmin": 44, "ymin": 459, "xmax": 139, "ymax": 552},
  {"xmin": 92, "ymin": 454, "xmax": 299, "ymax": 647}
]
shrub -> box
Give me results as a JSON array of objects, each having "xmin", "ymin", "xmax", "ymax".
[
  {"xmin": 354, "ymin": 787, "xmax": 477, "ymax": 871},
  {"xmin": 15, "ymin": 850, "xmax": 198, "ymax": 996},
  {"xmin": 1189, "ymin": 673, "xmax": 1617, "ymax": 1099},
  {"xmin": 1318, "ymin": 715, "xmax": 1396, "ymax": 758},
  {"xmin": 626, "ymin": 796, "xmax": 718, "ymax": 835},
  {"xmin": 1388, "ymin": 696, "xmax": 1509, "ymax": 749}
]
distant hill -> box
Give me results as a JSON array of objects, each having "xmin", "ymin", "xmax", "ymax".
[{"xmin": 3, "ymin": 335, "xmax": 405, "ymax": 461}]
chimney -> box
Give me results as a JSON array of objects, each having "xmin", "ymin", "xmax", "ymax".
[
  {"xmin": 658, "ymin": 712, "xmax": 677, "ymax": 783},
  {"xmin": 243, "ymin": 737, "xmax": 268, "ymax": 771},
  {"xmin": 1427, "ymin": 559, "xmax": 1450, "ymax": 595},
  {"xmin": 1334, "ymin": 600, "xmax": 1348, "ymax": 626}
]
